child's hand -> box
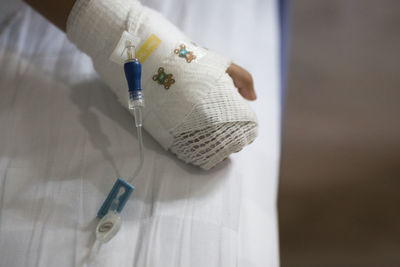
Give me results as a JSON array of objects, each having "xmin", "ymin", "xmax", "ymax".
[{"xmin": 227, "ymin": 63, "xmax": 257, "ymax": 101}]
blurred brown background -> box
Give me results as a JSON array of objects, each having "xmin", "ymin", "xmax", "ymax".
[{"xmin": 278, "ymin": 0, "xmax": 400, "ymax": 266}]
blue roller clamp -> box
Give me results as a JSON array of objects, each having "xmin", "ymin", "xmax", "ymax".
[{"xmin": 97, "ymin": 178, "xmax": 135, "ymax": 218}]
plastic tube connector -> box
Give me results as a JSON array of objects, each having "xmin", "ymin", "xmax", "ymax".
[
  {"xmin": 95, "ymin": 210, "xmax": 122, "ymax": 243},
  {"xmin": 123, "ymin": 45, "xmax": 144, "ymax": 128},
  {"xmin": 124, "ymin": 59, "xmax": 141, "ymax": 95}
]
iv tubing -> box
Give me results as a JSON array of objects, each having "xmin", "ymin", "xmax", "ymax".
[
  {"xmin": 129, "ymin": 122, "xmax": 144, "ymax": 184},
  {"xmin": 83, "ymin": 37, "xmax": 145, "ymax": 267},
  {"xmin": 124, "ymin": 41, "xmax": 145, "ymax": 184}
]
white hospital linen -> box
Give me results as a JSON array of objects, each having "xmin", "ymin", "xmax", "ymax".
[{"xmin": 0, "ymin": 0, "xmax": 281, "ymax": 266}]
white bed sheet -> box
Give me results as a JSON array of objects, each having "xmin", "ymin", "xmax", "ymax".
[{"xmin": 0, "ymin": 1, "xmax": 281, "ymax": 266}]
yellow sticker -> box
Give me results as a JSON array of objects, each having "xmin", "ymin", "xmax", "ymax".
[{"xmin": 136, "ymin": 34, "xmax": 161, "ymax": 62}]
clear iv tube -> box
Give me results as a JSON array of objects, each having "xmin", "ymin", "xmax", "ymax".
[
  {"xmin": 83, "ymin": 39, "xmax": 145, "ymax": 267},
  {"xmin": 129, "ymin": 123, "xmax": 144, "ymax": 184},
  {"xmin": 123, "ymin": 40, "xmax": 145, "ymax": 184}
]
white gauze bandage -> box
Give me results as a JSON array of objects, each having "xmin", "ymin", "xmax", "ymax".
[{"xmin": 67, "ymin": 0, "xmax": 258, "ymax": 169}]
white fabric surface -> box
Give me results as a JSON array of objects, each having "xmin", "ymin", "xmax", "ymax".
[{"xmin": 0, "ymin": 0, "xmax": 281, "ymax": 266}]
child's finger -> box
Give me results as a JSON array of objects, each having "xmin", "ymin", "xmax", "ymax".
[{"xmin": 226, "ymin": 63, "xmax": 257, "ymax": 101}]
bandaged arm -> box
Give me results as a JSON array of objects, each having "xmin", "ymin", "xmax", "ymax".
[{"xmin": 24, "ymin": 0, "xmax": 258, "ymax": 169}]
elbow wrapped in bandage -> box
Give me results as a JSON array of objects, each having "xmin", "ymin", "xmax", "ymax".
[{"xmin": 67, "ymin": 0, "xmax": 258, "ymax": 169}]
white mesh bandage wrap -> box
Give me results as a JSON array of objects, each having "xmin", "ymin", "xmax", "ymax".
[{"xmin": 67, "ymin": 0, "xmax": 258, "ymax": 169}]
